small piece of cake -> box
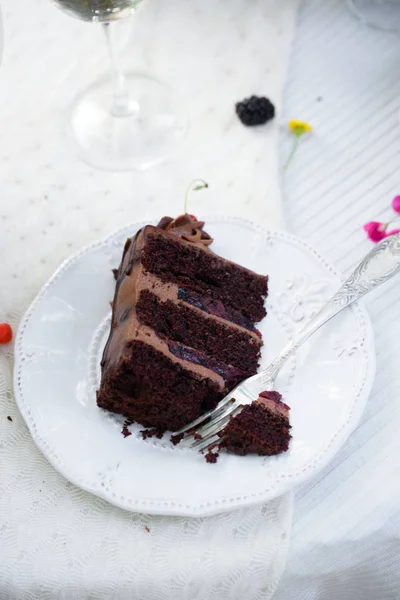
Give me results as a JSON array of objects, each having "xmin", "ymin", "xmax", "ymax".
[
  {"xmin": 97, "ymin": 215, "xmax": 268, "ymax": 432},
  {"xmin": 219, "ymin": 391, "xmax": 291, "ymax": 456}
]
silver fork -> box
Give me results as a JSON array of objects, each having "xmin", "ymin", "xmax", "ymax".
[{"xmin": 174, "ymin": 233, "xmax": 400, "ymax": 454}]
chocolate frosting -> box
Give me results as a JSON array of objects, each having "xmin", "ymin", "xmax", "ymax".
[{"xmin": 157, "ymin": 214, "xmax": 213, "ymax": 246}]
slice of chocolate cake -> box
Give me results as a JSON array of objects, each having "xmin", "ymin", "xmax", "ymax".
[
  {"xmin": 97, "ymin": 214, "xmax": 268, "ymax": 432},
  {"xmin": 219, "ymin": 391, "xmax": 291, "ymax": 456}
]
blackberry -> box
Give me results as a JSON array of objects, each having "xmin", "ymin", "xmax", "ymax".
[{"xmin": 235, "ymin": 96, "xmax": 275, "ymax": 127}]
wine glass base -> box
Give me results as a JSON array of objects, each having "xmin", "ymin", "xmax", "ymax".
[
  {"xmin": 67, "ymin": 72, "xmax": 188, "ymax": 171},
  {"xmin": 348, "ymin": 0, "xmax": 400, "ymax": 31}
]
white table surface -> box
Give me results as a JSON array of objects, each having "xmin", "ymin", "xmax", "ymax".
[
  {"xmin": 0, "ymin": 0, "xmax": 299, "ymax": 598},
  {"xmin": 4, "ymin": 0, "xmax": 399, "ymax": 598},
  {"xmin": 0, "ymin": 0, "xmax": 298, "ymax": 314},
  {"xmin": 275, "ymin": 1, "xmax": 400, "ymax": 598}
]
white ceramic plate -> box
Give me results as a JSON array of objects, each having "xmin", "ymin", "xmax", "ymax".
[{"xmin": 14, "ymin": 217, "xmax": 375, "ymax": 517}]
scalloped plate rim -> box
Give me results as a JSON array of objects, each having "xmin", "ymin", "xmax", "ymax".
[{"xmin": 13, "ymin": 216, "xmax": 376, "ymax": 516}]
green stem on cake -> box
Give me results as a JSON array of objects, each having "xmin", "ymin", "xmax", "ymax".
[{"xmin": 184, "ymin": 179, "xmax": 209, "ymax": 214}]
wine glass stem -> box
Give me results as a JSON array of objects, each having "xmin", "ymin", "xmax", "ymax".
[{"xmin": 102, "ymin": 22, "xmax": 137, "ymax": 118}]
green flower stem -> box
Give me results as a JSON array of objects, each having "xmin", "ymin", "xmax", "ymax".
[
  {"xmin": 184, "ymin": 179, "xmax": 209, "ymax": 214},
  {"xmin": 283, "ymin": 133, "xmax": 301, "ymax": 172}
]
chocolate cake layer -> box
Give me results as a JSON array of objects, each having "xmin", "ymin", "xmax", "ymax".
[
  {"xmin": 141, "ymin": 230, "xmax": 268, "ymax": 322},
  {"xmin": 220, "ymin": 391, "xmax": 291, "ymax": 456},
  {"xmin": 98, "ymin": 341, "xmax": 223, "ymax": 431},
  {"xmin": 136, "ymin": 290, "xmax": 262, "ymax": 374}
]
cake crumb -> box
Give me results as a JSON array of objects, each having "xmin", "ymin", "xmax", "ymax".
[
  {"xmin": 170, "ymin": 433, "xmax": 184, "ymax": 446},
  {"xmin": 145, "ymin": 526, "xmax": 150, "ymax": 533},
  {"xmin": 121, "ymin": 420, "xmax": 132, "ymax": 438},
  {"xmin": 205, "ymin": 449, "xmax": 219, "ymax": 464},
  {"xmin": 194, "ymin": 432, "xmax": 202, "ymax": 440},
  {"xmin": 7, "ymin": 416, "xmax": 12, "ymax": 422},
  {"xmin": 141, "ymin": 428, "xmax": 163, "ymax": 440}
]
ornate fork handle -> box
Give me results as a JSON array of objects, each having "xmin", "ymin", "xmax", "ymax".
[
  {"xmin": 258, "ymin": 234, "xmax": 400, "ymax": 384},
  {"xmin": 176, "ymin": 235, "xmax": 400, "ymax": 441}
]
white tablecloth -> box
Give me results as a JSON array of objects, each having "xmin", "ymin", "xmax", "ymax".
[
  {"xmin": 3, "ymin": 0, "xmax": 399, "ymax": 597},
  {"xmin": 0, "ymin": 0, "xmax": 299, "ymax": 598},
  {"xmin": 275, "ymin": 1, "xmax": 400, "ymax": 598}
]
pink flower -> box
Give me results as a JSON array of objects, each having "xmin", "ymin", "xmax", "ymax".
[
  {"xmin": 392, "ymin": 196, "xmax": 400, "ymax": 214},
  {"xmin": 363, "ymin": 221, "xmax": 388, "ymax": 242}
]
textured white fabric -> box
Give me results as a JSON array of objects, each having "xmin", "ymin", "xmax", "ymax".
[
  {"xmin": 0, "ymin": 346, "xmax": 292, "ymax": 600},
  {"xmin": 275, "ymin": 1, "xmax": 400, "ymax": 598},
  {"xmin": 0, "ymin": 0, "xmax": 298, "ymax": 597}
]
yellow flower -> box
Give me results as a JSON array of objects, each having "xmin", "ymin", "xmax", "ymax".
[
  {"xmin": 288, "ymin": 120, "xmax": 312, "ymax": 136},
  {"xmin": 284, "ymin": 120, "xmax": 313, "ymax": 171}
]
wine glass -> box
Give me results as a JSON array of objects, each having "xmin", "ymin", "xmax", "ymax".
[
  {"xmin": 348, "ymin": 0, "xmax": 400, "ymax": 31},
  {"xmin": 51, "ymin": 1, "xmax": 188, "ymax": 170}
]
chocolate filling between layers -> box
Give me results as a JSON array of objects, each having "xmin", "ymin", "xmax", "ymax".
[
  {"xmin": 136, "ymin": 290, "xmax": 262, "ymax": 374},
  {"xmin": 177, "ymin": 287, "xmax": 260, "ymax": 332}
]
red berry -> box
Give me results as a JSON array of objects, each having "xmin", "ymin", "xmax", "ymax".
[
  {"xmin": 0, "ymin": 323, "xmax": 12, "ymax": 344},
  {"xmin": 189, "ymin": 214, "xmax": 197, "ymax": 221}
]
